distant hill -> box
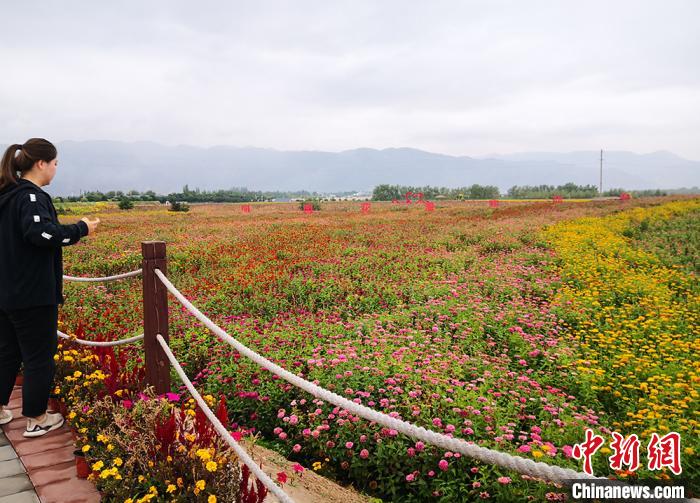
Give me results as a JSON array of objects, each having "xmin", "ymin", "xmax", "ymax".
[{"xmin": 3, "ymin": 141, "xmax": 698, "ymax": 196}]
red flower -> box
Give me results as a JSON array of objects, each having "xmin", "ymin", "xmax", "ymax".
[{"xmin": 276, "ymin": 472, "xmax": 288, "ymax": 484}]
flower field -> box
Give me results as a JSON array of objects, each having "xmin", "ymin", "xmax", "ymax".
[{"xmin": 54, "ymin": 198, "xmax": 699, "ymax": 501}]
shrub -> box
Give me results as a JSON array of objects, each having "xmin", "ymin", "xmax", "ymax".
[
  {"xmin": 169, "ymin": 201, "xmax": 190, "ymax": 212},
  {"xmin": 118, "ymin": 198, "xmax": 134, "ymax": 210},
  {"xmin": 298, "ymin": 199, "xmax": 321, "ymax": 211}
]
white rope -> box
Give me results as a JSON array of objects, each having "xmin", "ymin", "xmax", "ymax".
[
  {"xmin": 153, "ymin": 269, "xmax": 595, "ymax": 486},
  {"xmin": 58, "ymin": 329, "xmax": 144, "ymax": 347},
  {"xmin": 156, "ymin": 334, "xmax": 294, "ymax": 503},
  {"xmin": 63, "ymin": 269, "xmax": 143, "ymax": 282}
]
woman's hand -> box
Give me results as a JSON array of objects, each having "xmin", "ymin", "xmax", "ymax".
[{"xmin": 80, "ymin": 217, "xmax": 101, "ymax": 235}]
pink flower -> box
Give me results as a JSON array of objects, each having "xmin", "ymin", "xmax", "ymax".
[
  {"xmin": 415, "ymin": 441, "xmax": 425, "ymax": 451},
  {"xmin": 473, "ymin": 481, "xmax": 481, "ymax": 488},
  {"xmin": 438, "ymin": 459, "xmax": 449, "ymax": 471},
  {"xmin": 406, "ymin": 473, "xmax": 415, "ymax": 482},
  {"xmin": 517, "ymin": 445, "xmax": 531, "ymax": 453},
  {"xmin": 292, "ymin": 463, "xmax": 304, "ymax": 473},
  {"xmin": 165, "ymin": 392, "xmax": 180, "ymax": 402},
  {"xmin": 293, "ymin": 444, "xmax": 302, "ymax": 453},
  {"xmin": 122, "ymin": 400, "xmax": 133, "ymax": 409},
  {"xmin": 497, "ymin": 477, "xmax": 512, "ymax": 484},
  {"xmin": 289, "ymin": 415, "xmax": 299, "ymax": 425},
  {"xmin": 345, "ymin": 442, "xmax": 354, "ymax": 449},
  {"xmin": 359, "ymin": 449, "xmax": 369, "ymax": 459}
]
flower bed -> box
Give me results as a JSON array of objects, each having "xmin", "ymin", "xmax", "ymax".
[{"xmin": 56, "ymin": 199, "xmax": 698, "ymax": 501}]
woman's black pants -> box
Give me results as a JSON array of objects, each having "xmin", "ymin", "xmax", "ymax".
[{"xmin": 0, "ymin": 304, "xmax": 58, "ymax": 417}]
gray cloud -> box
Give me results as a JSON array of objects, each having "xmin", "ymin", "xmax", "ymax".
[{"xmin": 1, "ymin": 0, "xmax": 698, "ymax": 159}]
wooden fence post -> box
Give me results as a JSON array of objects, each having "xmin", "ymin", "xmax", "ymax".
[{"xmin": 141, "ymin": 241, "xmax": 170, "ymax": 394}]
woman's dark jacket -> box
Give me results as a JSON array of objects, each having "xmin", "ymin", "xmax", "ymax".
[{"xmin": 0, "ymin": 179, "xmax": 88, "ymax": 310}]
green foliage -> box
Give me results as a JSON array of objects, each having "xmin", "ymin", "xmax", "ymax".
[
  {"xmin": 118, "ymin": 198, "xmax": 134, "ymax": 210},
  {"xmin": 372, "ymin": 184, "xmax": 500, "ymax": 201},
  {"xmin": 507, "ymin": 183, "xmax": 599, "ymax": 199},
  {"xmin": 298, "ymin": 199, "xmax": 321, "ymax": 211},
  {"xmin": 168, "ymin": 201, "xmax": 190, "ymax": 212}
]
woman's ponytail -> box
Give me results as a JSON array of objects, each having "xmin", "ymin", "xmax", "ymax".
[
  {"xmin": 0, "ymin": 144, "xmax": 23, "ymax": 191},
  {"xmin": 0, "ymin": 139, "xmax": 57, "ymax": 191}
]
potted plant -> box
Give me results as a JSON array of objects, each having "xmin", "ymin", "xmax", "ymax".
[{"xmin": 74, "ymin": 449, "xmax": 90, "ymax": 479}]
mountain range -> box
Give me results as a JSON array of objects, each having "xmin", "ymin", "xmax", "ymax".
[{"xmin": 4, "ymin": 141, "xmax": 698, "ymax": 196}]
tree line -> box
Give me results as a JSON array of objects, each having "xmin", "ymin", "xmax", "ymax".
[
  {"xmin": 56, "ymin": 186, "xmax": 330, "ymax": 204},
  {"xmin": 371, "ymin": 184, "xmax": 500, "ymax": 201}
]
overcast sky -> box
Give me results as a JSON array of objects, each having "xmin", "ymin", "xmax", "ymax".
[{"xmin": 1, "ymin": 1, "xmax": 698, "ymax": 159}]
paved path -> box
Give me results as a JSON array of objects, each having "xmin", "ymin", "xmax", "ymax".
[
  {"xmin": 0, "ymin": 386, "xmax": 99, "ymax": 503},
  {"xmin": 0, "ymin": 425, "xmax": 38, "ymax": 503}
]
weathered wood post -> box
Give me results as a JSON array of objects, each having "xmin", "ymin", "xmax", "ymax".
[{"xmin": 141, "ymin": 241, "xmax": 170, "ymax": 394}]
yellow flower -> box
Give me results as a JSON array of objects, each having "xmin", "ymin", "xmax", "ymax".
[
  {"xmin": 82, "ymin": 445, "xmax": 91, "ymax": 453},
  {"xmin": 124, "ymin": 499, "xmax": 133, "ymax": 503},
  {"xmin": 166, "ymin": 484, "xmax": 176, "ymax": 494},
  {"xmin": 532, "ymin": 450, "xmax": 544, "ymax": 458},
  {"xmin": 196, "ymin": 449, "xmax": 212, "ymax": 461},
  {"xmin": 91, "ymin": 461, "xmax": 104, "ymax": 471},
  {"xmin": 208, "ymin": 496, "xmax": 217, "ymax": 503},
  {"xmin": 113, "ymin": 457, "xmax": 123, "ymax": 467},
  {"xmin": 206, "ymin": 461, "xmax": 218, "ymax": 472},
  {"xmin": 196, "ymin": 480, "xmax": 206, "ymax": 491}
]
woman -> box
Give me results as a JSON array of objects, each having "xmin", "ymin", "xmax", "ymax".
[{"xmin": 0, "ymin": 138, "xmax": 100, "ymax": 437}]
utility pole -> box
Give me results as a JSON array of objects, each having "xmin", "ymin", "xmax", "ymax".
[{"xmin": 599, "ymin": 149, "xmax": 603, "ymax": 195}]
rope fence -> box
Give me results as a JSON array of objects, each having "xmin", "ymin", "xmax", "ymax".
[
  {"xmin": 156, "ymin": 334, "xmax": 294, "ymax": 503},
  {"xmin": 63, "ymin": 268, "xmax": 143, "ymax": 283},
  {"xmin": 153, "ymin": 268, "xmax": 595, "ymax": 487},
  {"xmin": 57, "ymin": 330, "xmax": 144, "ymax": 347}
]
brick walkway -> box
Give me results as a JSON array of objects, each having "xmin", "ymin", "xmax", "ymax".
[{"xmin": 0, "ymin": 386, "xmax": 100, "ymax": 503}]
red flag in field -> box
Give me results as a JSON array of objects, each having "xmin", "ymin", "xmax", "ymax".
[
  {"xmin": 361, "ymin": 202, "xmax": 371, "ymax": 213},
  {"xmin": 241, "ymin": 204, "xmax": 251, "ymax": 213},
  {"xmin": 619, "ymin": 193, "xmax": 631, "ymax": 201},
  {"xmin": 303, "ymin": 203, "xmax": 313, "ymax": 214},
  {"xmin": 489, "ymin": 200, "xmax": 499, "ymax": 208},
  {"xmin": 552, "ymin": 195, "xmax": 563, "ymax": 204},
  {"xmin": 425, "ymin": 201, "xmax": 435, "ymax": 211}
]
